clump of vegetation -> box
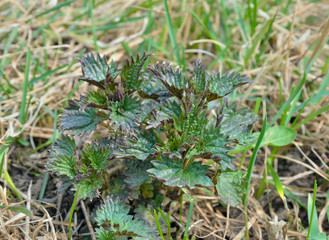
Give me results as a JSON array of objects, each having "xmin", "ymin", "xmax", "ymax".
[{"xmin": 47, "ymin": 52, "xmax": 257, "ymax": 239}]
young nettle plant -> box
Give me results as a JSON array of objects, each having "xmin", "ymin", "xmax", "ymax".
[{"xmin": 47, "ymin": 52, "xmax": 258, "ymax": 239}]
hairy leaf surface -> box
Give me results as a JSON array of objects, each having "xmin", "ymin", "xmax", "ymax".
[
  {"xmin": 216, "ymin": 171, "xmax": 247, "ymax": 206},
  {"xmin": 124, "ymin": 160, "xmax": 153, "ymax": 188},
  {"xmin": 118, "ymin": 132, "xmax": 155, "ymax": 160},
  {"xmin": 208, "ymin": 72, "xmax": 251, "ymax": 97},
  {"xmin": 121, "ymin": 52, "xmax": 153, "ymax": 89},
  {"xmin": 60, "ymin": 100, "xmax": 102, "ymax": 135},
  {"xmin": 148, "ymin": 156, "xmax": 213, "ymax": 188},
  {"xmin": 219, "ymin": 102, "xmax": 258, "ymax": 145},
  {"xmin": 48, "ymin": 135, "xmax": 76, "ymax": 179},
  {"xmin": 109, "ymin": 95, "xmax": 141, "ymax": 130},
  {"xmin": 79, "ymin": 53, "xmax": 108, "ymax": 88},
  {"xmin": 95, "ymin": 198, "xmax": 158, "ymax": 239}
]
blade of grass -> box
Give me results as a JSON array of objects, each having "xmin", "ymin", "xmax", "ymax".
[
  {"xmin": 183, "ymin": 198, "xmax": 194, "ymax": 240},
  {"xmin": 243, "ymin": 115, "xmax": 267, "ymax": 240},
  {"xmin": 292, "ymin": 104, "xmax": 329, "ymax": 130},
  {"xmin": 158, "ymin": 208, "xmax": 172, "ymax": 240},
  {"xmin": 3, "ymin": 170, "xmax": 23, "ymax": 201},
  {"xmin": 19, "ymin": 48, "xmax": 31, "ymax": 124},
  {"xmin": 30, "ymin": 64, "xmax": 68, "ymax": 85},
  {"xmin": 0, "ymin": 205, "xmax": 33, "ymax": 217},
  {"xmin": 89, "ymin": 0, "xmax": 98, "ymax": 52},
  {"xmin": 0, "ymin": 136, "xmax": 15, "ymax": 179},
  {"xmin": 267, "ymin": 163, "xmax": 284, "ymax": 201},
  {"xmin": 33, "ymin": 0, "xmax": 75, "ymax": 19},
  {"xmin": 69, "ymin": 185, "xmax": 80, "ymax": 240},
  {"xmin": 307, "ymin": 180, "xmax": 317, "ymax": 239},
  {"xmin": 268, "ymin": 71, "xmax": 308, "ymax": 128},
  {"xmin": 244, "ymin": 17, "xmax": 273, "ymax": 65},
  {"xmin": 163, "ymin": 0, "xmax": 181, "ymax": 66},
  {"xmin": 154, "ymin": 210, "xmax": 165, "ymax": 240}
]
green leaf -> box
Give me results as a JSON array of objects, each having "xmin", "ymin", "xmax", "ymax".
[
  {"xmin": 85, "ymin": 89, "xmax": 107, "ymax": 105},
  {"xmin": 48, "ymin": 135, "xmax": 77, "ymax": 179},
  {"xmin": 148, "ymin": 156, "xmax": 213, "ymax": 188},
  {"xmin": 78, "ymin": 179, "xmax": 103, "ymax": 199},
  {"xmin": 190, "ymin": 59, "xmax": 207, "ymax": 92},
  {"xmin": 208, "ymin": 72, "xmax": 251, "ymax": 97},
  {"xmin": 124, "ymin": 160, "xmax": 153, "ymax": 188},
  {"xmin": 96, "ymin": 229, "xmax": 118, "ymax": 240},
  {"xmin": 138, "ymin": 72, "xmax": 170, "ymax": 100},
  {"xmin": 95, "ymin": 198, "xmax": 158, "ymax": 239},
  {"xmin": 148, "ymin": 62, "xmax": 188, "ymax": 99},
  {"xmin": 78, "ymin": 53, "xmax": 109, "ymax": 88},
  {"xmin": 121, "ymin": 52, "xmax": 153, "ymax": 89},
  {"xmin": 219, "ymin": 101, "xmax": 258, "ymax": 145},
  {"xmin": 60, "ymin": 99, "xmax": 102, "ymax": 135},
  {"xmin": 216, "ymin": 171, "xmax": 247, "ymax": 206},
  {"xmin": 118, "ymin": 132, "xmax": 155, "ymax": 160},
  {"xmin": 146, "ymin": 98, "xmax": 182, "ymax": 129},
  {"xmin": 109, "ymin": 95, "xmax": 141, "ymax": 130},
  {"xmin": 268, "ymin": 163, "xmax": 284, "ymax": 201},
  {"xmin": 81, "ymin": 143, "xmax": 112, "ymax": 170},
  {"xmin": 196, "ymin": 126, "xmax": 234, "ymax": 170},
  {"xmin": 0, "ymin": 205, "xmax": 33, "ymax": 217},
  {"xmin": 260, "ymin": 126, "xmax": 296, "ymax": 146}
]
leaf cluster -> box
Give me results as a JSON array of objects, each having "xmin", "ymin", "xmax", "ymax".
[{"xmin": 47, "ymin": 52, "xmax": 258, "ymax": 239}]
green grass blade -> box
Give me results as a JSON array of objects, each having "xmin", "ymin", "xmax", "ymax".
[
  {"xmin": 267, "ymin": 163, "xmax": 284, "ymax": 201},
  {"xmin": 30, "ymin": 64, "xmax": 68, "ymax": 85},
  {"xmin": 268, "ymin": 72, "xmax": 307, "ymax": 128},
  {"xmin": 3, "ymin": 170, "xmax": 23, "ymax": 201},
  {"xmin": 184, "ymin": 198, "xmax": 194, "ymax": 240},
  {"xmin": 293, "ymin": 104, "xmax": 329, "ymax": 130},
  {"xmin": 307, "ymin": 180, "xmax": 318, "ymax": 239},
  {"xmin": 69, "ymin": 185, "xmax": 80, "ymax": 240},
  {"xmin": 163, "ymin": 0, "xmax": 181, "ymax": 66},
  {"xmin": 89, "ymin": 0, "xmax": 98, "ymax": 52},
  {"xmin": 244, "ymin": 17, "xmax": 273, "ymax": 64},
  {"xmin": 19, "ymin": 48, "xmax": 31, "ymax": 124},
  {"xmin": 33, "ymin": 0, "xmax": 75, "ymax": 19},
  {"xmin": 0, "ymin": 205, "xmax": 33, "ymax": 217},
  {"xmin": 154, "ymin": 210, "xmax": 165, "ymax": 240},
  {"xmin": 243, "ymin": 115, "xmax": 267, "ymax": 240}
]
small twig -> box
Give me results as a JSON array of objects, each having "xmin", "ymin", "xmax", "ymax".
[{"xmin": 81, "ymin": 200, "xmax": 96, "ymax": 240}]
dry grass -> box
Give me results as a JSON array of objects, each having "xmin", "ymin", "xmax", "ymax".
[{"xmin": 0, "ymin": 0, "xmax": 329, "ymax": 239}]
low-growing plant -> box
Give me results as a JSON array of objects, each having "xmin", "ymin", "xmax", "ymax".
[{"xmin": 47, "ymin": 52, "xmax": 258, "ymax": 239}]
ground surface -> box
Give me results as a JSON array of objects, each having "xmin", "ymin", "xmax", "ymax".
[{"xmin": 0, "ymin": 0, "xmax": 329, "ymax": 239}]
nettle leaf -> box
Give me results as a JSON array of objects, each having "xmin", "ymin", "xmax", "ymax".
[
  {"xmin": 109, "ymin": 95, "xmax": 141, "ymax": 130},
  {"xmin": 219, "ymin": 101, "xmax": 258, "ymax": 145},
  {"xmin": 148, "ymin": 156, "xmax": 213, "ymax": 188},
  {"xmin": 121, "ymin": 52, "xmax": 153, "ymax": 90},
  {"xmin": 79, "ymin": 53, "xmax": 108, "ymax": 88},
  {"xmin": 190, "ymin": 59, "xmax": 207, "ymax": 92},
  {"xmin": 147, "ymin": 98, "xmax": 182, "ymax": 129},
  {"xmin": 60, "ymin": 100, "xmax": 103, "ymax": 135},
  {"xmin": 174, "ymin": 104, "xmax": 207, "ymax": 138},
  {"xmin": 148, "ymin": 62, "xmax": 188, "ymax": 99},
  {"xmin": 78, "ymin": 178, "xmax": 103, "ymax": 199},
  {"xmin": 124, "ymin": 160, "xmax": 153, "ymax": 189},
  {"xmin": 81, "ymin": 143, "xmax": 112, "ymax": 170},
  {"xmin": 85, "ymin": 90, "xmax": 107, "ymax": 105},
  {"xmin": 96, "ymin": 229, "xmax": 118, "ymax": 240},
  {"xmin": 118, "ymin": 132, "xmax": 155, "ymax": 160},
  {"xmin": 95, "ymin": 198, "xmax": 158, "ymax": 240},
  {"xmin": 48, "ymin": 135, "xmax": 77, "ymax": 179},
  {"xmin": 208, "ymin": 72, "xmax": 251, "ymax": 97},
  {"xmin": 215, "ymin": 171, "xmax": 247, "ymax": 206},
  {"xmin": 200, "ymin": 126, "xmax": 235, "ymax": 170},
  {"xmin": 138, "ymin": 72, "xmax": 170, "ymax": 100}
]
